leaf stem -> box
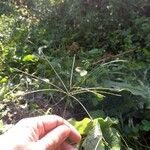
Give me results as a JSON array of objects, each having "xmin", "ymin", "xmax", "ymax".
[{"xmin": 69, "ymin": 55, "xmax": 76, "ymax": 90}]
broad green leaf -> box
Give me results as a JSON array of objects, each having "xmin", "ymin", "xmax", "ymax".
[
  {"xmin": 102, "ymin": 80, "xmax": 150, "ymax": 100},
  {"xmin": 96, "ymin": 117, "xmax": 118, "ymax": 129},
  {"xmin": 101, "ymin": 79, "xmax": 150, "ymax": 121},
  {"xmin": 69, "ymin": 118, "xmax": 92, "ymax": 135},
  {"xmin": 69, "ymin": 117, "xmax": 120, "ymax": 149},
  {"xmin": 103, "ymin": 127, "xmax": 121, "ymax": 150},
  {"xmin": 23, "ymin": 54, "xmax": 38, "ymax": 62},
  {"xmin": 82, "ymin": 122, "xmax": 105, "ymax": 150},
  {"xmin": 69, "ymin": 117, "xmax": 118, "ymax": 135}
]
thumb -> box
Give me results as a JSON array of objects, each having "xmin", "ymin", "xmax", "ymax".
[{"xmin": 36, "ymin": 124, "xmax": 70, "ymax": 150}]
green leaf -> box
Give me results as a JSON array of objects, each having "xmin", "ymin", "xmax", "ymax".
[
  {"xmin": 69, "ymin": 118, "xmax": 92, "ymax": 135},
  {"xmin": 23, "ymin": 54, "xmax": 38, "ymax": 62},
  {"xmin": 103, "ymin": 127, "xmax": 121, "ymax": 150},
  {"xmin": 96, "ymin": 117, "xmax": 118, "ymax": 129},
  {"xmin": 69, "ymin": 117, "xmax": 120, "ymax": 149},
  {"xmin": 102, "ymin": 80, "xmax": 150, "ymax": 100},
  {"xmin": 82, "ymin": 122, "xmax": 105, "ymax": 150},
  {"xmin": 140, "ymin": 120, "xmax": 150, "ymax": 131},
  {"xmin": 0, "ymin": 77, "xmax": 8, "ymax": 83},
  {"xmin": 90, "ymin": 110, "xmax": 105, "ymax": 118}
]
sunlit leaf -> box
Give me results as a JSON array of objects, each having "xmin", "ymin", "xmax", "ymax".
[
  {"xmin": 23, "ymin": 54, "xmax": 38, "ymax": 62},
  {"xmin": 69, "ymin": 118, "xmax": 92, "ymax": 135},
  {"xmin": 0, "ymin": 77, "xmax": 8, "ymax": 83},
  {"xmin": 96, "ymin": 117, "xmax": 118, "ymax": 129}
]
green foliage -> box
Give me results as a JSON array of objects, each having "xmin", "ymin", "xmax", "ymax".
[
  {"xmin": 70, "ymin": 117, "xmax": 121, "ymax": 150},
  {"xmin": 0, "ymin": 0, "xmax": 150, "ymax": 149},
  {"xmin": 136, "ymin": 120, "xmax": 150, "ymax": 132},
  {"xmin": 140, "ymin": 120, "xmax": 150, "ymax": 131},
  {"xmin": 23, "ymin": 54, "xmax": 38, "ymax": 62},
  {"xmin": 24, "ymin": 0, "xmax": 150, "ymax": 53}
]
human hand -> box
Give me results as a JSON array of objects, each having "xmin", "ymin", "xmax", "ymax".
[{"xmin": 0, "ymin": 115, "xmax": 81, "ymax": 150}]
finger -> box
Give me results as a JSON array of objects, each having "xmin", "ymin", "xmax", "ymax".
[
  {"xmin": 16, "ymin": 115, "xmax": 64, "ymax": 138},
  {"xmin": 64, "ymin": 120, "xmax": 81, "ymax": 143},
  {"xmin": 37, "ymin": 124, "xmax": 71, "ymax": 150},
  {"xmin": 62, "ymin": 142, "xmax": 77, "ymax": 150}
]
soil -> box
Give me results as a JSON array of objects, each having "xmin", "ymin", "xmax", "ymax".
[{"xmin": 0, "ymin": 93, "xmax": 86, "ymax": 125}]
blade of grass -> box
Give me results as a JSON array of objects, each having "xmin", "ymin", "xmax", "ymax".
[
  {"xmin": 70, "ymin": 87, "xmax": 121, "ymax": 97},
  {"xmin": 15, "ymin": 88, "xmax": 66, "ymax": 97},
  {"xmin": 72, "ymin": 86, "xmax": 121, "ymax": 93},
  {"xmin": 71, "ymin": 90, "xmax": 120, "ymax": 97},
  {"xmin": 72, "ymin": 60, "xmax": 128, "ymax": 89},
  {"xmin": 4, "ymin": 83, "xmax": 22, "ymax": 97},
  {"xmin": 14, "ymin": 68, "xmax": 65, "ymax": 93},
  {"xmin": 101, "ymin": 59, "xmax": 128, "ymax": 67},
  {"xmin": 41, "ymin": 51, "xmax": 69, "ymax": 93},
  {"xmin": 88, "ymin": 60, "xmax": 127, "ymax": 78},
  {"xmin": 69, "ymin": 94, "xmax": 93, "ymax": 120},
  {"xmin": 69, "ymin": 55, "xmax": 76, "ymax": 90},
  {"xmin": 52, "ymin": 95, "xmax": 67, "ymax": 107},
  {"xmin": 73, "ymin": 86, "xmax": 118, "ymax": 90}
]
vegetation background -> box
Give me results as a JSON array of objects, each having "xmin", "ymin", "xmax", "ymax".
[{"xmin": 0, "ymin": 0, "xmax": 150, "ymax": 149}]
